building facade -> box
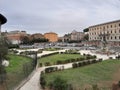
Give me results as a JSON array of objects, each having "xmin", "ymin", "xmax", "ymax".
[
  {"xmin": 88, "ymin": 20, "xmax": 120, "ymax": 47},
  {"xmin": 6, "ymin": 30, "xmax": 27, "ymax": 44},
  {"xmin": 44, "ymin": 32, "xmax": 58, "ymax": 42},
  {"xmin": 30, "ymin": 33, "xmax": 44, "ymax": 39},
  {"xmin": 71, "ymin": 30, "xmax": 84, "ymax": 41}
]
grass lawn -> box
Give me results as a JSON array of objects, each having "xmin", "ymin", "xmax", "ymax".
[
  {"xmin": 44, "ymin": 60, "xmax": 120, "ymax": 89},
  {"xmin": 6, "ymin": 54, "xmax": 32, "ymax": 90},
  {"xmin": 39, "ymin": 54, "xmax": 84, "ymax": 65}
]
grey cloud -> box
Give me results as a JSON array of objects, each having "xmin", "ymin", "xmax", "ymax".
[{"xmin": 1, "ymin": 0, "xmax": 120, "ymax": 36}]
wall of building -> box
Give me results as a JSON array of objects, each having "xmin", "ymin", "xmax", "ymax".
[
  {"xmin": 88, "ymin": 20, "xmax": 120, "ymax": 47},
  {"xmin": 44, "ymin": 32, "xmax": 58, "ymax": 42}
]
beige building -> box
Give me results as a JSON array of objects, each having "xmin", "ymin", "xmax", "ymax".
[
  {"xmin": 88, "ymin": 20, "xmax": 120, "ymax": 47},
  {"xmin": 44, "ymin": 32, "xmax": 58, "ymax": 42},
  {"xmin": 71, "ymin": 30, "xmax": 84, "ymax": 41}
]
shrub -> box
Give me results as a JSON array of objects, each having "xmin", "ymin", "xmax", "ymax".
[
  {"xmin": 40, "ymin": 73, "xmax": 46, "ymax": 89},
  {"xmin": 39, "ymin": 63, "xmax": 43, "ymax": 67},
  {"xmin": 72, "ymin": 63, "xmax": 78, "ymax": 68},
  {"xmin": 44, "ymin": 62, "xmax": 51, "ymax": 66},
  {"xmin": 79, "ymin": 57, "xmax": 85, "ymax": 61},
  {"xmin": 91, "ymin": 59, "xmax": 97, "ymax": 63},
  {"xmin": 48, "ymin": 76, "xmax": 68, "ymax": 90},
  {"xmin": 78, "ymin": 62, "xmax": 83, "ymax": 67},
  {"xmin": 98, "ymin": 58, "xmax": 103, "ymax": 62},
  {"xmin": 45, "ymin": 67, "xmax": 58, "ymax": 73}
]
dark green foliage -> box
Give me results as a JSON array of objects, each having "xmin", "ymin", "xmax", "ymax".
[
  {"xmin": 45, "ymin": 67, "xmax": 58, "ymax": 73},
  {"xmin": 49, "ymin": 76, "xmax": 68, "ymax": 90},
  {"xmin": 40, "ymin": 73, "xmax": 46, "ymax": 89},
  {"xmin": 8, "ymin": 44, "xmax": 19, "ymax": 49},
  {"xmin": 0, "ymin": 36, "xmax": 8, "ymax": 84},
  {"xmin": 72, "ymin": 63, "xmax": 78, "ymax": 68},
  {"xmin": 20, "ymin": 35, "xmax": 49, "ymax": 45},
  {"xmin": 83, "ymin": 28, "xmax": 89, "ymax": 32}
]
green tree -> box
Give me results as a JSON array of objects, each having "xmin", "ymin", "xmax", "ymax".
[{"xmin": 83, "ymin": 28, "xmax": 89, "ymax": 32}]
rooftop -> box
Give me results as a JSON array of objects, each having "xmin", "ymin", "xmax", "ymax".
[{"xmin": 89, "ymin": 19, "xmax": 120, "ymax": 28}]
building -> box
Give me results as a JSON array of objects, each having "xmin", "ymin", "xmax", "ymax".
[
  {"xmin": 6, "ymin": 30, "xmax": 27, "ymax": 44},
  {"xmin": 44, "ymin": 32, "xmax": 58, "ymax": 42},
  {"xmin": 0, "ymin": 14, "xmax": 7, "ymax": 35},
  {"xmin": 30, "ymin": 33, "xmax": 44, "ymax": 40},
  {"xmin": 88, "ymin": 20, "xmax": 120, "ymax": 47},
  {"xmin": 71, "ymin": 30, "xmax": 84, "ymax": 41},
  {"xmin": 62, "ymin": 33, "xmax": 71, "ymax": 42}
]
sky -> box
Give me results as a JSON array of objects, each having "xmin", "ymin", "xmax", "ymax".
[{"xmin": 0, "ymin": 0, "xmax": 120, "ymax": 36}]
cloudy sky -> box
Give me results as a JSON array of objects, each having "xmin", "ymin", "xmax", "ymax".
[{"xmin": 1, "ymin": 0, "xmax": 120, "ymax": 36}]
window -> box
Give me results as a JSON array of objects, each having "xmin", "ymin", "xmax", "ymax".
[
  {"xmin": 119, "ymin": 24, "xmax": 120, "ymax": 27},
  {"xmin": 115, "ymin": 36, "xmax": 117, "ymax": 39},
  {"xmin": 111, "ymin": 36, "xmax": 112, "ymax": 39},
  {"xmin": 107, "ymin": 25, "xmax": 109, "ymax": 28},
  {"xmin": 115, "ymin": 30, "xmax": 116, "ymax": 33},
  {"xmin": 111, "ymin": 25, "xmax": 112, "ymax": 28},
  {"xmin": 111, "ymin": 31, "xmax": 112, "ymax": 33}
]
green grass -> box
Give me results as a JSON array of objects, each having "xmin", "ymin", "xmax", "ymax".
[
  {"xmin": 44, "ymin": 60, "xmax": 120, "ymax": 89},
  {"xmin": 6, "ymin": 54, "xmax": 32, "ymax": 90},
  {"xmin": 39, "ymin": 54, "xmax": 84, "ymax": 65}
]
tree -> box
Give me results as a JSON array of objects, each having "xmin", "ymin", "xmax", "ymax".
[
  {"xmin": 20, "ymin": 36, "xmax": 30, "ymax": 44},
  {"xmin": 83, "ymin": 28, "xmax": 89, "ymax": 32},
  {"xmin": 0, "ymin": 36, "xmax": 8, "ymax": 89}
]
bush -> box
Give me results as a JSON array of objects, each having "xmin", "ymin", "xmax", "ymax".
[
  {"xmin": 98, "ymin": 58, "xmax": 103, "ymax": 62},
  {"xmin": 45, "ymin": 62, "xmax": 51, "ymax": 66},
  {"xmin": 39, "ymin": 63, "xmax": 43, "ymax": 67},
  {"xmin": 48, "ymin": 76, "xmax": 68, "ymax": 90},
  {"xmin": 91, "ymin": 59, "xmax": 97, "ymax": 63},
  {"xmin": 45, "ymin": 67, "xmax": 58, "ymax": 73},
  {"xmin": 78, "ymin": 62, "xmax": 83, "ymax": 67},
  {"xmin": 40, "ymin": 73, "xmax": 46, "ymax": 89},
  {"xmin": 72, "ymin": 63, "xmax": 78, "ymax": 68}
]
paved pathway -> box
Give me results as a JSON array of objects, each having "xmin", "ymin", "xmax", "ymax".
[{"xmin": 18, "ymin": 49, "xmax": 117, "ymax": 90}]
